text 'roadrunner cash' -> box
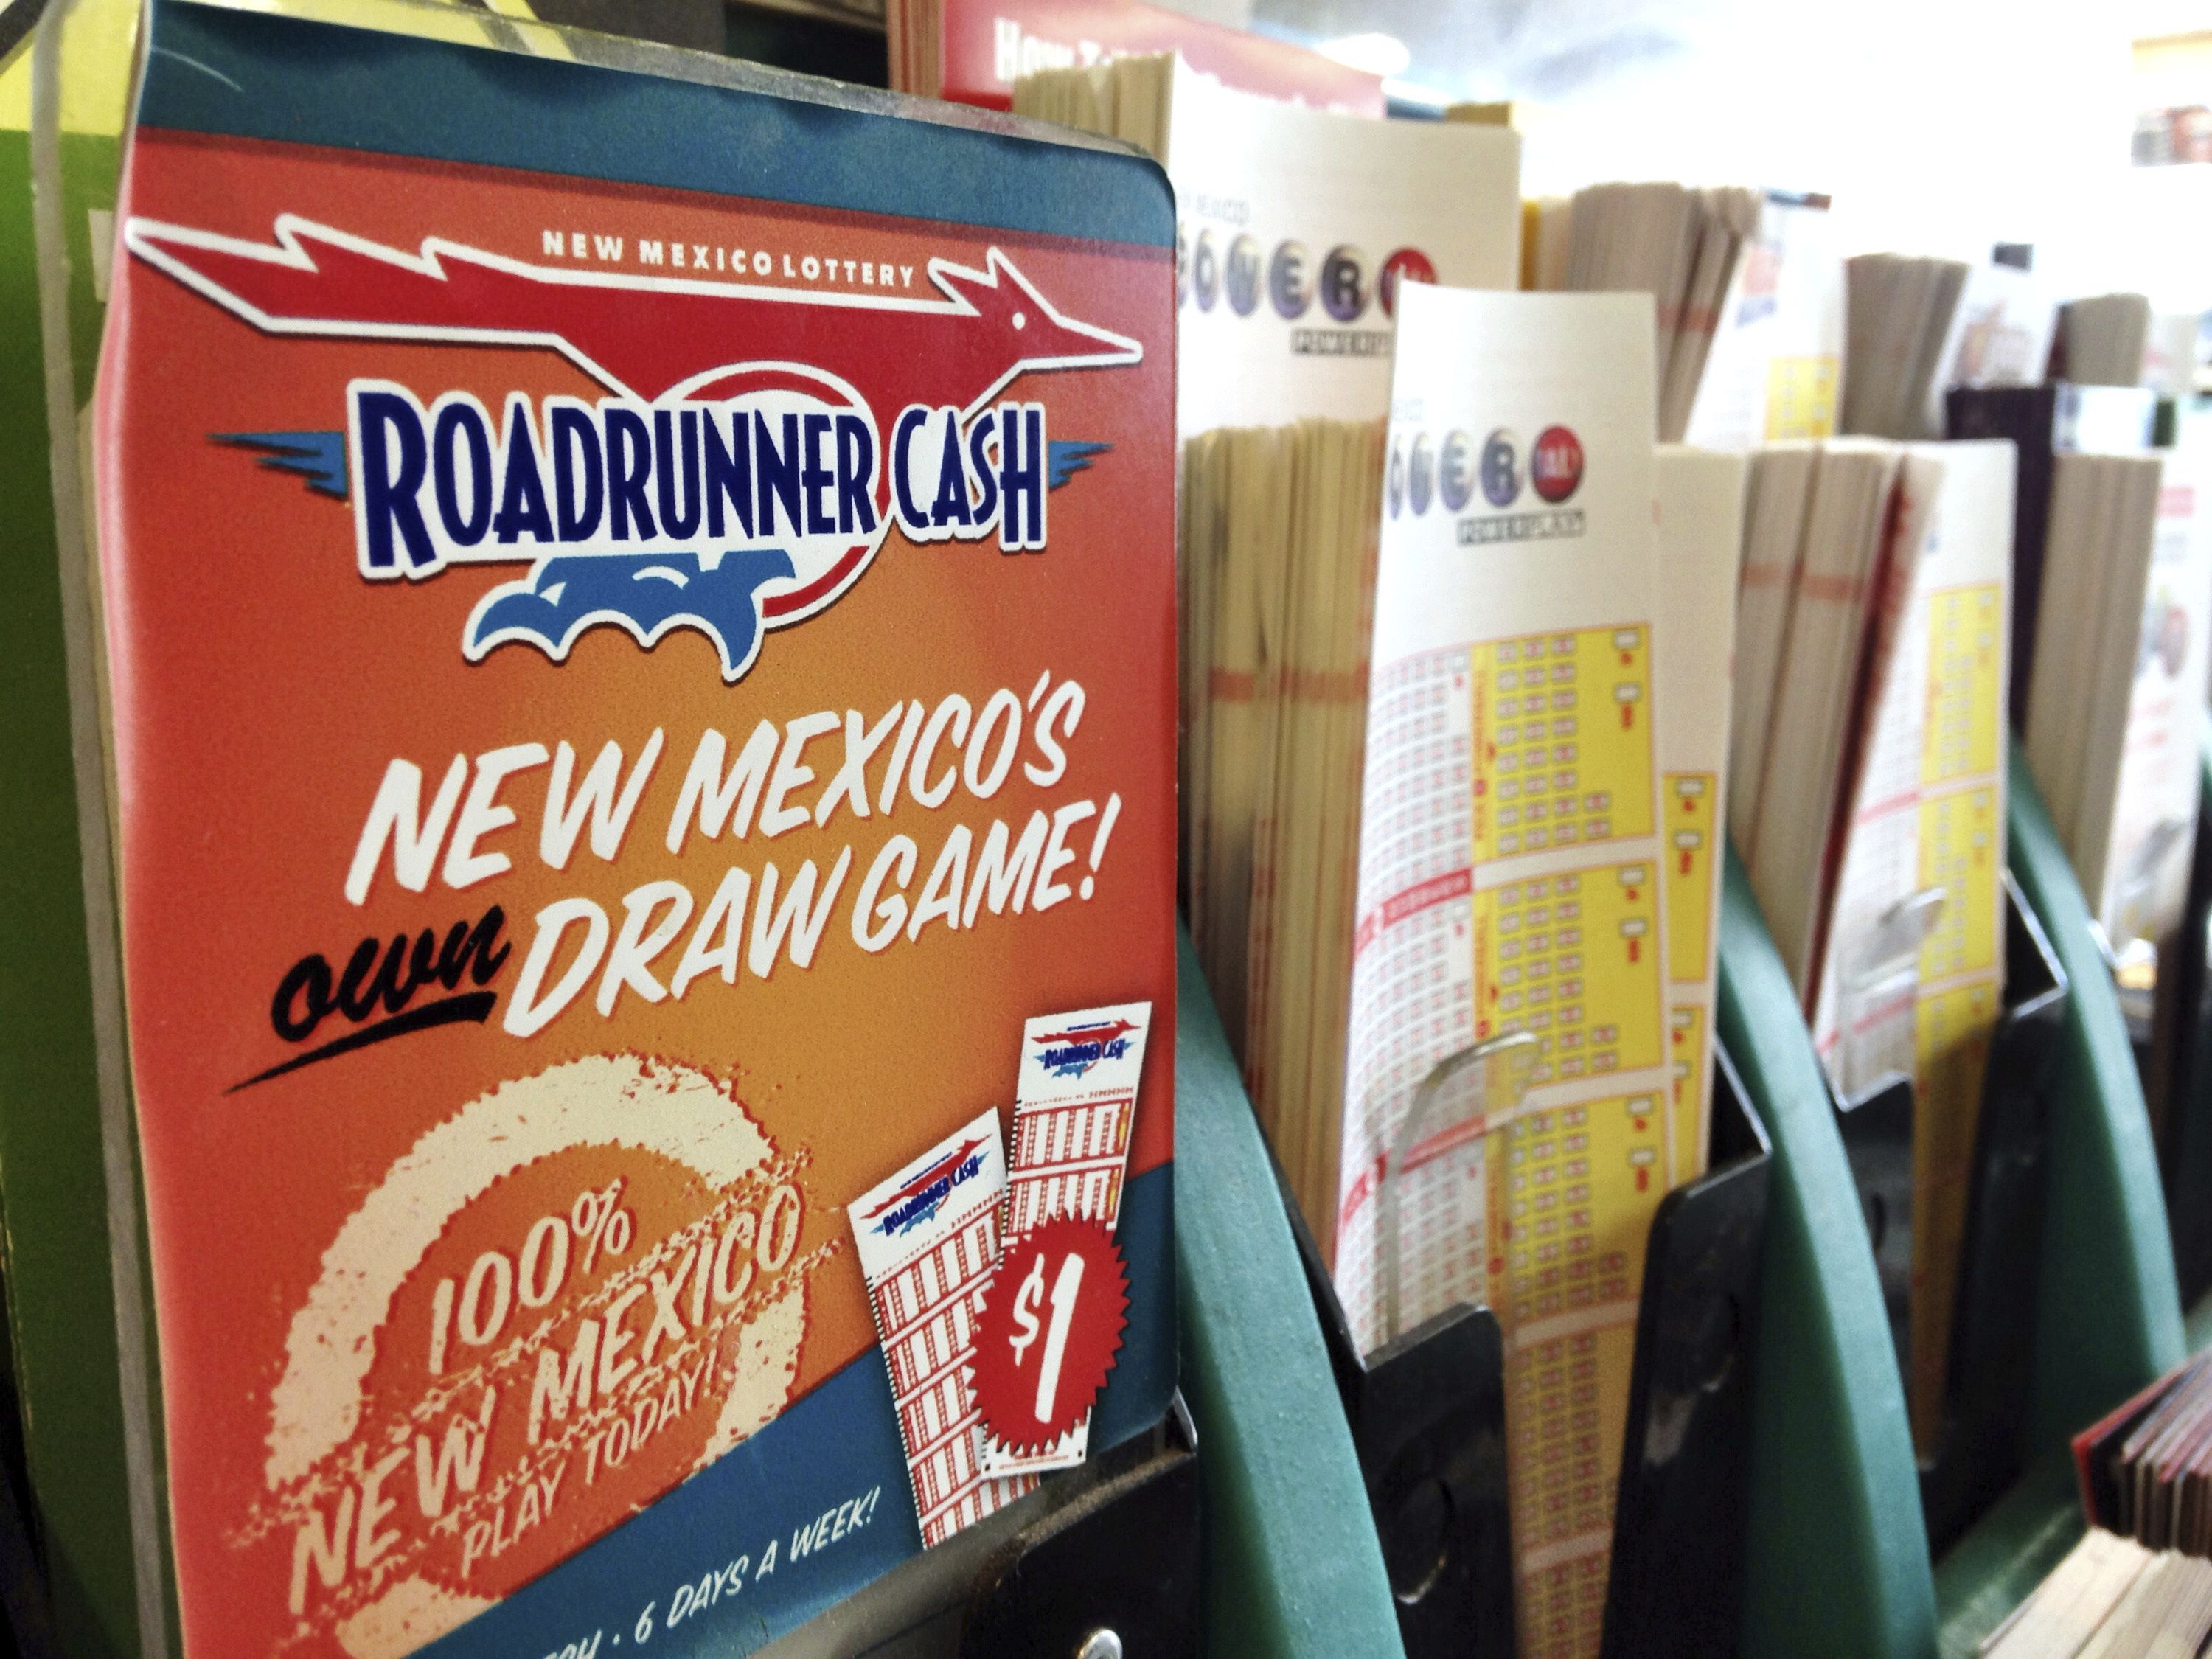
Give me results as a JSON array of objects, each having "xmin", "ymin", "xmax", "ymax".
[{"xmin": 347, "ymin": 386, "xmax": 1054, "ymax": 575}]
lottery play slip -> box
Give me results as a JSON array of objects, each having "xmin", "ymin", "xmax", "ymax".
[
  {"xmin": 1166, "ymin": 72, "xmax": 1521, "ymax": 438},
  {"xmin": 1337, "ymin": 285, "xmax": 1679, "ymax": 1659},
  {"xmin": 91, "ymin": 3, "xmax": 1176, "ymax": 1654},
  {"xmin": 1809, "ymin": 442, "xmax": 2014, "ymax": 1441},
  {"xmin": 1651, "ymin": 448, "xmax": 1745, "ymax": 1182}
]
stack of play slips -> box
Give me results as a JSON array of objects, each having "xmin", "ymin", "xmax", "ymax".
[
  {"xmin": 1982, "ymin": 1527, "xmax": 2212, "ymax": 1658},
  {"xmin": 1840, "ymin": 254, "xmax": 1972, "ymax": 439},
  {"xmin": 1180, "ymin": 418, "xmax": 1384, "ymax": 1240},
  {"xmin": 1169, "ymin": 287, "xmax": 1745, "ymax": 1659},
  {"xmin": 2022, "ymin": 442, "xmax": 2212, "ymax": 963},
  {"xmin": 850, "ymin": 1004, "xmax": 1150, "ymax": 1543},
  {"xmin": 1730, "ymin": 434, "xmax": 2017, "ymax": 1444},
  {"xmin": 1734, "ymin": 439, "xmax": 1907, "ymax": 993},
  {"xmin": 1523, "ymin": 181, "xmax": 1761, "ymax": 442},
  {"xmin": 2076, "ymin": 1354, "xmax": 2212, "ymax": 1555},
  {"xmin": 1021, "ymin": 55, "xmax": 1523, "ymax": 1242},
  {"xmin": 1012, "ymin": 52, "xmax": 1522, "ymax": 439},
  {"xmin": 1526, "ymin": 184, "xmax": 1846, "ymax": 449},
  {"xmin": 1337, "ymin": 285, "xmax": 1708, "ymax": 1659},
  {"xmin": 1649, "ymin": 447, "xmax": 1747, "ymax": 1180},
  {"xmin": 1803, "ymin": 444, "xmax": 2017, "ymax": 1444},
  {"xmin": 2055, "ymin": 293, "xmax": 2156, "ymax": 388},
  {"xmin": 1927, "ymin": 260, "xmax": 2059, "ymax": 436},
  {"xmin": 1841, "ymin": 252, "xmax": 2057, "ymax": 442}
]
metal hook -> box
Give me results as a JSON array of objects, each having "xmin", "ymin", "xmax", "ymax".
[{"xmin": 1377, "ymin": 1032, "xmax": 1540, "ymax": 1344}]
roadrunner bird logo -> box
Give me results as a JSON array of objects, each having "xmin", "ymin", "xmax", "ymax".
[{"xmin": 127, "ymin": 214, "xmax": 1141, "ymax": 680}]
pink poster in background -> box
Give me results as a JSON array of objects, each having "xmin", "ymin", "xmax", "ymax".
[{"xmin": 924, "ymin": 0, "xmax": 1384, "ymax": 114}]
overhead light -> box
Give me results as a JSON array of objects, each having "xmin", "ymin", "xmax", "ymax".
[{"xmin": 1317, "ymin": 31, "xmax": 1412, "ymax": 79}]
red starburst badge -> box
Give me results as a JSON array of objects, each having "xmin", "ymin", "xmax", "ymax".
[{"xmin": 972, "ymin": 1217, "xmax": 1128, "ymax": 1455}]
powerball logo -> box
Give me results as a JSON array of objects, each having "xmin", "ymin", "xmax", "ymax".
[
  {"xmin": 125, "ymin": 215, "xmax": 1141, "ymax": 681},
  {"xmin": 863, "ymin": 1138, "xmax": 990, "ymax": 1239},
  {"xmin": 1030, "ymin": 1017, "xmax": 1138, "ymax": 1078}
]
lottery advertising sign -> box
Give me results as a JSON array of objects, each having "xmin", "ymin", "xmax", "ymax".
[{"xmin": 92, "ymin": 5, "xmax": 1176, "ymax": 1655}]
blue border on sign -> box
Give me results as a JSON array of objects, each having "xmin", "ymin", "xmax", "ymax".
[{"xmin": 139, "ymin": 1, "xmax": 1175, "ymax": 251}]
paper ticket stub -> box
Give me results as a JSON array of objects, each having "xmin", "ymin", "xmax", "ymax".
[
  {"xmin": 982, "ymin": 1001, "xmax": 1152, "ymax": 1475},
  {"xmin": 850, "ymin": 1111, "xmax": 1035, "ymax": 1545}
]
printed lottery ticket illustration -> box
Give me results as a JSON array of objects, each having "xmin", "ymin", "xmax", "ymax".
[
  {"xmin": 984, "ymin": 1001, "xmax": 1152, "ymax": 1477},
  {"xmin": 849, "ymin": 1110, "xmax": 1034, "ymax": 1545}
]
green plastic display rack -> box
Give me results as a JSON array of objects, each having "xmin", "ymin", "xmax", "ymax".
[
  {"xmin": 0, "ymin": 10, "xmax": 156, "ymax": 1655},
  {"xmin": 1719, "ymin": 846, "xmax": 1936, "ymax": 1659},
  {"xmin": 2152, "ymin": 720, "xmax": 2212, "ymax": 1304},
  {"xmin": 1933, "ymin": 1451, "xmax": 2083, "ymax": 1659},
  {"xmin": 1719, "ymin": 740, "xmax": 2185, "ymax": 1658},
  {"xmin": 2003, "ymin": 739, "xmax": 2184, "ymax": 1450},
  {"xmin": 1930, "ymin": 743, "xmax": 2185, "ymax": 1651},
  {"xmin": 1172, "ymin": 930, "xmax": 1407, "ymax": 1659}
]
